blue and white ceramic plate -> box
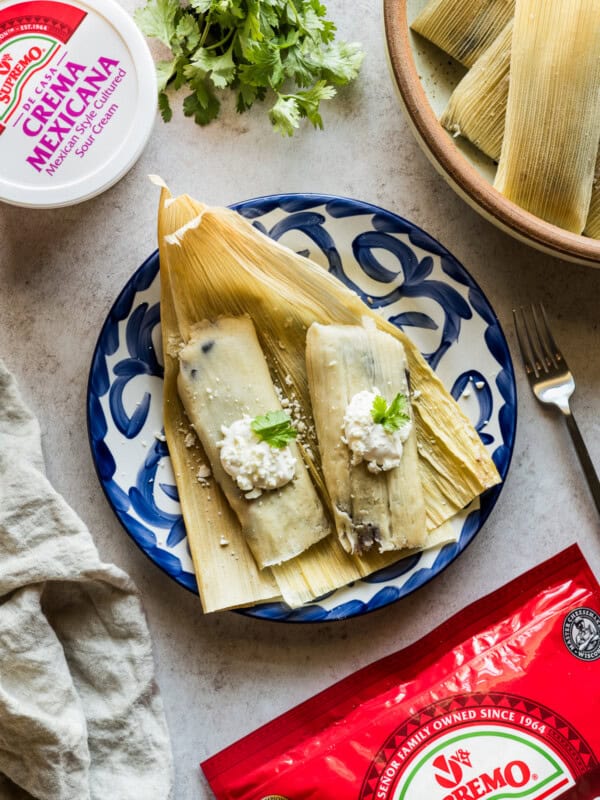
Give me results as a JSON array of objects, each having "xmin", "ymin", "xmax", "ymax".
[{"xmin": 87, "ymin": 194, "xmax": 516, "ymax": 622}]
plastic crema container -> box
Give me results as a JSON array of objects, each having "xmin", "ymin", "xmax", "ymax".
[{"xmin": 0, "ymin": 0, "xmax": 157, "ymax": 208}]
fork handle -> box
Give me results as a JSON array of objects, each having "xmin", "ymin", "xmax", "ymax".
[{"xmin": 563, "ymin": 411, "xmax": 600, "ymax": 517}]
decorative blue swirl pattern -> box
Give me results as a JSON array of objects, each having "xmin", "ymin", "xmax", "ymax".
[
  {"xmin": 450, "ymin": 370, "xmax": 494, "ymax": 446},
  {"xmin": 109, "ymin": 302, "xmax": 162, "ymax": 438},
  {"xmin": 87, "ymin": 194, "xmax": 517, "ymax": 622}
]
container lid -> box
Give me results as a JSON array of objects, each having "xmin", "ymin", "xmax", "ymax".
[{"xmin": 0, "ymin": 0, "xmax": 157, "ymax": 208}]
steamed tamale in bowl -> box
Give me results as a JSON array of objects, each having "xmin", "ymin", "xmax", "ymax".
[{"xmin": 383, "ymin": 0, "xmax": 600, "ymax": 268}]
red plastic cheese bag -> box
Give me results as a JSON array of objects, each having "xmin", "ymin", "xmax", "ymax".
[{"xmin": 202, "ymin": 545, "xmax": 600, "ymax": 800}]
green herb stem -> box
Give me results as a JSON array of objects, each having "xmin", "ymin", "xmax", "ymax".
[
  {"xmin": 206, "ymin": 28, "xmax": 235, "ymax": 50},
  {"xmin": 198, "ymin": 7, "xmax": 214, "ymax": 48}
]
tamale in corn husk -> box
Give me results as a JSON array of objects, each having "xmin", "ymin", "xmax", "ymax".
[
  {"xmin": 584, "ymin": 155, "xmax": 600, "ymax": 239},
  {"xmin": 411, "ymin": 0, "xmax": 515, "ymax": 68},
  {"xmin": 156, "ymin": 186, "xmax": 281, "ymax": 611},
  {"xmin": 157, "ymin": 185, "xmax": 500, "ymax": 610},
  {"xmin": 306, "ymin": 323, "xmax": 427, "ymax": 555},
  {"xmin": 441, "ymin": 20, "xmax": 512, "ymax": 162},
  {"xmin": 177, "ymin": 317, "xmax": 331, "ymax": 569},
  {"xmin": 494, "ymin": 0, "xmax": 600, "ymax": 234}
]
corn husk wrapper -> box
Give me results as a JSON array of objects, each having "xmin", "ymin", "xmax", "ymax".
[
  {"xmin": 441, "ymin": 20, "xmax": 512, "ymax": 162},
  {"xmin": 411, "ymin": 0, "xmax": 515, "ymax": 68},
  {"xmin": 434, "ymin": 6, "xmax": 600, "ymax": 242},
  {"xmin": 437, "ymin": 11, "xmax": 600, "ymax": 242},
  {"xmin": 157, "ymin": 183, "xmax": 500, "ymax": 611},
  {"xmin": 584, "ymin": 155, "xmax": 600, "ymax": 239},
  {"xmin": 494, "ymin": 0, "xmax": 600, "ymax": 234}
]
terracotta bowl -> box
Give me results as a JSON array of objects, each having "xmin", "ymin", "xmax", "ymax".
[{"xmin": 383, "ymin": 0, "xmax": 600, "ymax": 268}]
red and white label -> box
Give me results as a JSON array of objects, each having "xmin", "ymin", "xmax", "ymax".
[
  {"xmin": 0, "ymin": 0, "xmax": 138, "ymax": 186},
  {"xmin": 361, "ymin": 694, "xmax": 595, "ymax": 800}
]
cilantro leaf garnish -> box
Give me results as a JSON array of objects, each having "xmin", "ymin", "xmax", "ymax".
[
  {"xmin": 251, "ymin": 410, "xmax": 298, "ymax": 449},
  {"xmin": 371, "ymin": 393, "xmax": 411, "ymax": 433},
  {"xmin": 134, "ymin": 0, "xmax": 364, "ymax": 135}
]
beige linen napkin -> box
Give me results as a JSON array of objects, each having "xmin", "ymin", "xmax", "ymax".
[{"xmin": 0, "ymin": 361, "xmax": 173, "ymax": 800}]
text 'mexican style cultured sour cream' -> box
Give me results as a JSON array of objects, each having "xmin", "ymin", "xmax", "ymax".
[{"xmin": 0, "ymin": 0, "xmax": 156, "ymax": 207}]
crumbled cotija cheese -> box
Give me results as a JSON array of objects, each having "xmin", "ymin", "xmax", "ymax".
[{"xmin": 218, "ymin": 416, "xmax": 296, "ymax": 498}]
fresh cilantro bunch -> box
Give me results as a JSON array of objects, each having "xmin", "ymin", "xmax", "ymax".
[
  {"xmin": 134, "ymin": 0, "xmax": 364, "ymax": 135},
  {"xmin": 371, "ymin": 393, "xmax": 410, "ymax": 433}
]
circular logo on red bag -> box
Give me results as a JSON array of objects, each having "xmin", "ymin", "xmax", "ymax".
[
  {"xmin": 563, "ymin": 607, "xmax": 600, "ymax": 661},
  {"xmin": 360, "ymin": 693, "xmax": 596, "ymax": 800}
]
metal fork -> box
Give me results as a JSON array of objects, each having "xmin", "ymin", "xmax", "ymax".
[{"xmin": 513, "ymin": 303, "xmax": 600, "ymax": 516}]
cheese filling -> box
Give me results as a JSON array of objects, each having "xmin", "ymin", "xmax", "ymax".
[
  {"xmin": 218, "ymin": 416, "xmax": 296, "ymax": 497},
  {"xmin": 343, "ymin": 388, "xmax": 411, "ymax": 473}
]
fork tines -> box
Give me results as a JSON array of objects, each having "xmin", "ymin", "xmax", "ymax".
[{"xmin": 512, "ymin": 303, "xmax": 564, "ymax": 380}]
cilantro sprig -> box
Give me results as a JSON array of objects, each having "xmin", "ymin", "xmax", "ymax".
[
  {"xmin": 251, "ymin": 410, "xmax": 298, "ymax": 448},
  {"xmin": 371, "ymin": 393, "xmax": 410, "ymax": 433},
  {"xmin": 135, "ymin": 0, "xmax": 364, "ymax": 134}
]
